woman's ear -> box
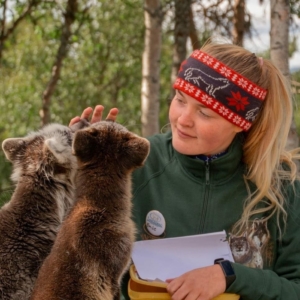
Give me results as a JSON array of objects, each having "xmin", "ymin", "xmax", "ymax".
[{"xmin": 234, "ymin": 126, "xmax": 243, "ymax": 133}]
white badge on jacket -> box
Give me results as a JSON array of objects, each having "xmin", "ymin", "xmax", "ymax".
[{"xmin": 145, "ymin": 210, "xmax": 166, "ymax": 236}]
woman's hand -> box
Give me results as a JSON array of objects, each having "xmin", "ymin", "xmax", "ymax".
[
  {"xmin": 69, "ymin": 105, "xmax": 119, "ymax": 127},
  {"xmin": 166, "ymin": 265, "xmax": 226, "ymax": 300}
]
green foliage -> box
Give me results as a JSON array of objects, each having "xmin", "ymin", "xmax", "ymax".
[
  {"xmin": 0, "ymin": 0, "xmax": 149, "ymax": 134},
  {"xmin": 0, "ymin": 0, "xmax": 173, "ymax": 195},
  {"xmin": 54, "ymin": 0, "xmax": 147, "ymax": 132},
  {"xmin": 290, "ymin": 0, "xmax": 300, "ymax": 18},
  {"xmin": 1, "ymin": 0, "xmax": 299, "ymax": 205}
]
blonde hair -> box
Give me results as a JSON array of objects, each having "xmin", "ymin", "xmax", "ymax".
[{"xmin": 201, "ymin": 41, "xmax": 300, "ymax": 235}]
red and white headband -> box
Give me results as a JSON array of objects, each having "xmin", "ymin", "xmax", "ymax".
[{"xmin": 173, "ymin": 50, "xmax": 267, "ymax": 131}]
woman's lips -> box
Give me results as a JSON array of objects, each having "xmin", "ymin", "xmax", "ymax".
[{"xmin": 177, "ymin": 128, "xmax": 194, "ymax": 139}]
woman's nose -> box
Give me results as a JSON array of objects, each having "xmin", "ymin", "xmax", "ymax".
[{"xmin": 178, "ymin": 109, "xmax": 193, "ymax": 127}]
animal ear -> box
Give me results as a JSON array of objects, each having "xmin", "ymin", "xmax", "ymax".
[
  {"xmin": 261, "ymin": 218, "xmax": 267, "ymax": 226},
  {"xmin": 44, "ymin": 138, "xmax": 71, "ymax": 164},
  {"xmin": 2, "ymin": 138, "xmax": 27, "ymax": 162},
  {"xmin": 124, "ymin": 134, "xmax": 150, "ymax": 168},
  {"xmin": 72, "ymin": 129, "xmax": 96, "ymax": 160},
  {"xmin": 250, "ymin": 222, "xmax": 256, "ymax": 230},
  {"xmin": 69, "ymin": 118, "xmax": 90, "ymax": 133}
]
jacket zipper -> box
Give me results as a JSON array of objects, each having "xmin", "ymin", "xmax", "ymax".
[
  {"xmin": 205, "ymin": 161, "xmax": 210, "ymax": 185},
  {"xmin": 199, "ymin": 161, "xmax": 210, "ymax": 232}
]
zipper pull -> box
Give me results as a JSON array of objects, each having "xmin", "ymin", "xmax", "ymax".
[{"xmin": 205, "ymin": 161, "xmax": 210, "ymax": 185}]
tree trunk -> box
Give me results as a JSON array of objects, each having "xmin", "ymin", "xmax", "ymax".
[
  {"xmin": 232, "ymin": 0, "xmax": 245, "ymax": 46},
  {"xmin": 270, "ymin": 0, "xmax": 299, "ymax": 150},
  {"xmin": 141, "ymin": 0, "xmax": 162, "ymax": 137},
  {"xmin": 189, "ymin": 7, "xmax": 200, "ymax": 50},
  {"xmin": 39, "ymin": 0, "xmax": 78, "ymax": 126},
  {"xmin": 170, "ymin": 0, "xmax": 191, "ymax": 99}
]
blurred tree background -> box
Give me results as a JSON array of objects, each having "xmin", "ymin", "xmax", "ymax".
[{"xmin": 0, "ymin": 0, "xmax": 299, "ymax": 206}]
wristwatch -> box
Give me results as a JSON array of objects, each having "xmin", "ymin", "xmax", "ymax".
[{"xmin": 214, "ymin": 258, "xmax": 236, "ymax": 289}]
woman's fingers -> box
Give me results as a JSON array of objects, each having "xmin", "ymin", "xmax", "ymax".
[
  {"xmin": 69, "ymin": 105, "xmax": 119, "ymax": 127},
  {"xmin": 90, "ymin": 105, "xmax": 104, "ymax": 123},
  {"xmin": 69, "ymin": 116, "xmax": 81, "ymax": 127},
  {"xmin": 90, "ymin": 106, "xmax": 119, "ymax": 123},
  {"xmin": 106, "ymin": 108, "xmax": 119, "ymax": 121}
]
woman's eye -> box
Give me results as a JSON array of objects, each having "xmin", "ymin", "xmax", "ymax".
[{"xmin": 199, "ymin": 110, "xmax": 210, "ymax": 118}]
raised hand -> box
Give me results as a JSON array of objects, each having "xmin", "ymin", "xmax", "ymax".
[{"xmin": 69, "ymin": 105, "xmax": 119, "ymax": 127}]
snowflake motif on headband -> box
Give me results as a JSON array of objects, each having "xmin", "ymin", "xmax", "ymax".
[
  {"xmin": 226, "ymin": 91, "xmax": 250, "ymax": 111},
  {"xmin": 219, "ymin": 106, "xmax": 229, "ymax": 116},
  {"xmin": 238, "ymin": 78, "xmax": 248, "ymax": 89},
  {"xmin": 203, "ymin": 55, "xmax": 214, "ymax": 65},
  {"xmin": 220, "ymin": 67, "xmax": 231, "ymax": 77},
  {"xmin": 184, "ymin": 83, "xmax": 195, "ymax": 94},
  {"xmin": 201, "ymin": 94, "xmax": 213, "ymax": 105},
  {"xmin": 179, "ymin": 60, "xmax": 187, "ymax": 72}
]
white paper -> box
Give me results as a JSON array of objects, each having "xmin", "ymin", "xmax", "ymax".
[{"xmin": 131, "ymin": 230, "xmax": 234, "ymax": 281}]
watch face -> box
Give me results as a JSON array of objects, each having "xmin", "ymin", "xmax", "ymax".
[{"xmin": 220, "ymin": 260, "xmax": 235, "ymax": 276}]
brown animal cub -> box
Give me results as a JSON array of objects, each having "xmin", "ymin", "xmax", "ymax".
[
  {"xmin": 31, "ymin": 121, "xmax": 150, "ymax": 300},
  {"xmin": 0, "ymin": 123, "xmax": 80, "ymax": 300}
]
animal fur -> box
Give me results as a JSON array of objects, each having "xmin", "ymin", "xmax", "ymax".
[
  {"xmin": 0, "ymin": 121, "xmax": 87, "ymax": 300},
  {"xmin": 31, "ymin": 121, "xmax": 150, "ymax": 300},
  {"xmin": 248, "ymin": 219, "xmax": 270, "ymax": 251},
  {"xmin": 229, "ymin": 232, "xmax": 253, "ymax": 265},
  {"xmin": 229, "ymin": 218, "xmax": 271, "ymax": 269}
]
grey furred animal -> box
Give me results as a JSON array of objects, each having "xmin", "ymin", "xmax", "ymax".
[
  {"xmin": 31, "ymin": 121, "xmax": 150, "ymax": 300},
  {"xmin": 0, "ymin": 121, "xmax": 86, "ymax": 300}
]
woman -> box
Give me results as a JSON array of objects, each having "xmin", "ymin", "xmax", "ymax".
[{"xmin": 70, "ymin": 41, "xmax": 300, "ymax": 300}]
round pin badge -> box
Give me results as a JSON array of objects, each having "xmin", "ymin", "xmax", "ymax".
[{"xmin": 145, "ymin": 210, "xmax": 166, "ymax": 236}]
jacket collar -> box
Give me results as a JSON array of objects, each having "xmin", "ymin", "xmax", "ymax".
[{"xmin": 172, "ymin": 133, "xmax": 245, "ymax": 184}]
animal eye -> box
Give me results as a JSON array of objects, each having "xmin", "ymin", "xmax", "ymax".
[{"xmin": 89, "ymin": 130, "xmax": 98, "ymax": 137}]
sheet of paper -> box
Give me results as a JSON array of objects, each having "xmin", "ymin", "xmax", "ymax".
[{"xmin": 131, "ymin": 230, "xmax": 234, "ymax": 281}]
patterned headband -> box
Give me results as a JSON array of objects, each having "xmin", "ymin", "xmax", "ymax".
[{"xmin": 173, "ymin": 50, "xmax": 267, "ymax": 131}]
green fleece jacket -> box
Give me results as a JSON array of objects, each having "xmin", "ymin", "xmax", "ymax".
[{"xmin": 122, "ymin": 131, "xmax": 300, "ymax": 300}]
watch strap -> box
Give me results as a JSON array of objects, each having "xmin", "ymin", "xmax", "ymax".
[{"xmin": 214, "ymin": 258, "xmax": 236, "ymax": 289}]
